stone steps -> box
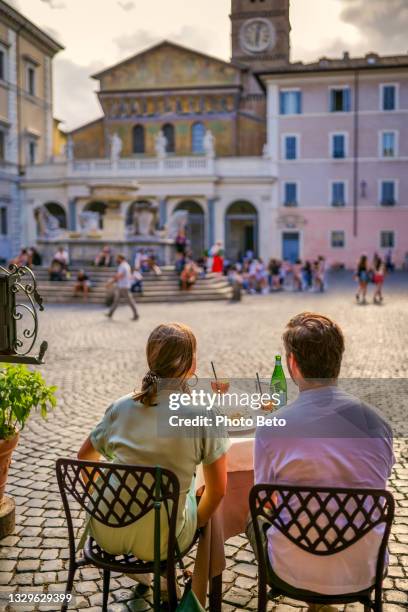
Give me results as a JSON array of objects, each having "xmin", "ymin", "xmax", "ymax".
[{"xmin": 32, "ymin": 267, "xmax": 232, "ymax": 304}]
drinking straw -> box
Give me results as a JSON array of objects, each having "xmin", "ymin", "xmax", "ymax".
[
  {"xmin": 211, "ymin": 361, "xmax": 218, "ymax": 382},
  {"xmin": 256, "ymin": 372, "xmax": 262, "ymax": 394}
]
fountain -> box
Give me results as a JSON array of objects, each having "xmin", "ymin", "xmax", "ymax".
[{"xmin": 37, "ymin": 181, "xmax": 175, "ymax": 266}]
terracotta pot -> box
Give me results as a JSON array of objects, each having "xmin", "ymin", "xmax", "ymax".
[{"xmin": 0, "ymin": 433, "xmax": 19, "ymax": 503}]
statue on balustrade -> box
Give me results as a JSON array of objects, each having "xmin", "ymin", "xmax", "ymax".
[
  {"xmin": 65, "ymin": 136, "xmax": 74, "ymax": 161},
  {"xmin": 204, "ymin": 129, "xmax": 216, "ymax": 158},
  {"xmin": 110, "ymin": 132, "xmax": 123, "ymax": 162},
  {"xmin": 154, "ymin": 130, "xmax": 167, "ymax": 159}
]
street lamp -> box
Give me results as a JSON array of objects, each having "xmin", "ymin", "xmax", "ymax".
[
  {"xmin": 0, "ymin": 264, "xmax": 48, "ymax": 364},
  {"xmin": 0, "ymin": 263, "xmax": 48, "ymax": 539}
]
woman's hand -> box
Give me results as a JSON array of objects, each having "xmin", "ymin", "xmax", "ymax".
[{"xmin": 197, "ymin": 454, "xmax": 227, "ymax": 528}]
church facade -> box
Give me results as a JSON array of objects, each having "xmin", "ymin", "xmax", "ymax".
[{"xmin": 17, "ymin": 0, "xmax": 408, "ymax": 267}]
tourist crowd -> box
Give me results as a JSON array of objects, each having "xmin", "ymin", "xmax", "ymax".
[{"xmin": 7, "ymin": 239, "xmax": 398, "ymax": 306}]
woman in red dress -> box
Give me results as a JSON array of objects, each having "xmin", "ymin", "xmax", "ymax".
[{"xmin": 210, "ymin": 241, "xmax": 224, "ymax": 274}]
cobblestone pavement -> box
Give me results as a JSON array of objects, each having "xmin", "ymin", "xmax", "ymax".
[{"xmin": 1, "ymin": 276, "xmax": 408, "ymax": 611}]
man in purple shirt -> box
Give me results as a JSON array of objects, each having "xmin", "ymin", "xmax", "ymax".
[{"xmin": 251, "ymin": 312, "xmax": 394, "ymax": 596}]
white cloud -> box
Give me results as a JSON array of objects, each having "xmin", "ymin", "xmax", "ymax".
[
  {"xmin": 114, "ymin": 29, "xmax": 157, "ymax": 57},
  {"xmin": 113, "ymin": 24, "xmax": 218, "ymax": 58},
  {"xmin": 40, "ymin": 0, "xmax": 66, "ymax": 9},
  {"xmin": 53, "ymin": 58, "xmax": 104, "ymax": 131},
  {"xmin": 339, "ymin": 0, "xmax": 408, "ymax": 55},
  {"xmin": 118, "ymin": 1, "xmax": 135, "ymax": 11}
]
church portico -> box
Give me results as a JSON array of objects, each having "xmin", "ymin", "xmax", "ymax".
[{"xmin": 22, "ymin": 159, "xmax": 276, "ymax": 264}]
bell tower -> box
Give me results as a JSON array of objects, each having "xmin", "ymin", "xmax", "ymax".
[{"xmin": 230, "ymin": 0, "xmax": 291, "ymax": 71}]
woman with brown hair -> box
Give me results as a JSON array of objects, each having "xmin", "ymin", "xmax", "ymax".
[
  {"xmin": 78, "ymin": 323, "xmax": 229, "ymax": 562},
  {"xmin": 354, "ymin": 254, "xmax": 370, "ymax": 304}
]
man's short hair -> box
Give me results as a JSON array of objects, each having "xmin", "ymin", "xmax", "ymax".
[{"xmin": 283, "ymin": 312, "xmax": 345, "ymax": 380}]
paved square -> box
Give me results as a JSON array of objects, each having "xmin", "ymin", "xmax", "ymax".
[{"xmin": 1, "ymin": 277, "xmax": 408, "ymax": 610}]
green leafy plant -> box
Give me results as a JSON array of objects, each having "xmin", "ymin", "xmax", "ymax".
[{"xmin": 0, "ymin": 364, "xmax": 57, "ymax": 440}]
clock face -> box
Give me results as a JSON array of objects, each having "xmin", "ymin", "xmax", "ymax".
[{"xmin": 241, "ymin": 18, "xmax": 276, "ymax": 54}]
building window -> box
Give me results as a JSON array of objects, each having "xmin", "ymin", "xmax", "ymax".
[
  {"xmin": 0, "ymin": 130, "xmax": 5, "ymax": 161},
  {"xmin": 0, "ymin": 47, "xmax": 7, "ymax": 81},
  {"xmin": 284, "ymin": 135, "xmax": 298, "ymax": 160},
  {"xmin": 27, "ymin": 65, "xmax": 36, "ymax": 96},
  {"xmin": 380, "ymin": 181, "xmax": 396, "ymax": 206},
  {"xmin": 132, "ymin": 124, "xmax": 145, "ymax": 154},
  {"xmin": 381, "ymin": 84, "xmax": 397, "ymax": 111},
  {"xmin": 191, "ymin": 122, "xmax": 206, "ymax": 154},
  {"xmin": 331, "ymin": 230, "xmax": 345, "ymax": 248},
  {"xmin": 331, "ymin": 182, "xmax": 346, "ymax": 206},
  {"xmin": 331, "ymin": 134, "xmax": 346, "ymax": 159},
  {"xmin": 0, "ymin": 206, "xmax": 7, "ymax": 235},
  {"xmin": 162, "ymin": 123, "xmax": 175, "ymax": 153},
  {"xmin": 381, "ymin": 131, "xmax": 396, "ymax": 158},
  {"xmin": 280, "ymin": 90, "xmax": 302, "ymax": 115},
  {"xmin": 28, "ymin": 139, "xmax": 37, "ymax": 165},
  {"xmin": 330, "ymin": 87, "xmax": 351, "ymax": 112},
  {"xmin": 380, "ymin": 231, "xmax": 395, "ymax": 249},
  {"xmin": 283, "ymin": 182, "xmax": 298, "ymax": 207}
]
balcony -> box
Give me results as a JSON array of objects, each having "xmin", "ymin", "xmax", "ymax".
[{"xmin": 23, "ymin": 155, "xmax": 275, "ymax": 182}]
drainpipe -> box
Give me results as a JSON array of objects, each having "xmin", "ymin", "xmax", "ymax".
[
  {"xmin": 353, "ymin": 70, "xmax": 360, "ymax": 237},
  {"xmin": 16, "ymin": 26, "xmax": 22, "ymax": 170}
]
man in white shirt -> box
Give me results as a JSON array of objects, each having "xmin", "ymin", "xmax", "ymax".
[
  {"xmin": 250, "ymin": 312, "xmax": 394, "ymax": 599},
  {"xmin": 106, "ymin": 255, "xmax": 139, "ymax": 320},
  {"xmin": 53, "ymin": 246, "xmax": 69, "ymax": 267}
]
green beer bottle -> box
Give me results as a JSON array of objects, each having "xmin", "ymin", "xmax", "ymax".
[{"xmin": 270, "ymin": 355, "xmax": 287, "ymax": 408}]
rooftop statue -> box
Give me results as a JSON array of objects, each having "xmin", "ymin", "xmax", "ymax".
[
  {"xmin": 154, "ymin": 130, "xmax": 168, "ymax": 159},
  {"xmin": 204, "ymin": 129, "xmax": 215, "ymax": 158},
  {"xmin": 110, "ymin": 132, "xmax": 123, "ymax": 162}
]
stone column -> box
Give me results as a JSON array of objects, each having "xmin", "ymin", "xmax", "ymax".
[
  {"xmin": 159, "ymin": 198, "xmax": 167, "ymax": 228},
  {"xmin": 207, "ymin": 198, "xmax": 216, "ymax": 249},
  {"xmin": 68, "ymin": 198, "xmax": 77, "ymax": 231},
  {"xmin": 44, "ymin": 56, "xmax": 53, "ymax": 161},
  {"xmin": 266, "ymin": 83, "xmax": 279, "ymax": 162},
  {"xmin": 9, "ymin": 181, "xmax": 22, "ymax": 258}
]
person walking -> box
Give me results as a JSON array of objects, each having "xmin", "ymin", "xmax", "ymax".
[
  {"xmin": 106, "ymin": 254, "xmax": 139, "ymax": 320},
  {"xmin": 354, "ymin": 254, "xmax": 370, "ymax": 304},
  {"xmin": 292, "ymin": 259, "xmax": 302, "ymax": 291},
  {"xmin": 373, "ymin": 256, "xmax": 386, "ymax": 304},
  {"xmin": 302, "ymin": 260, "xmax": 312, "ymax": 291}
]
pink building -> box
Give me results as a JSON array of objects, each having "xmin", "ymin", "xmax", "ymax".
[{"xmin": 261, "ymin": 53, "xmax": 408, "ymax": 269}]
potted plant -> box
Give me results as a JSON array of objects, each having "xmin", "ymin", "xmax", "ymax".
[{"xmin": 0, "ymin": 363, "xmax": 57, "ymax": 502}]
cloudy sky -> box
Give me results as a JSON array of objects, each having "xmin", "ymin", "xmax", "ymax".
[{"xmin": 7, "ymin": 0, "xmax": 408, "ymax": 130}]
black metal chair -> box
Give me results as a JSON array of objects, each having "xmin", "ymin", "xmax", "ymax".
[
  {"xmin": 56, "ymin": 458, "xmax": 197, "ymax": 612},
  {"xmin": 249, "ymin": 485, "xmax": 395, "ymax": 612}
]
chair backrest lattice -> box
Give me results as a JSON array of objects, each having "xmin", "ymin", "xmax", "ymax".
[
  {"xmin": 250, "ymin": 485, "xmax": 394, "ymax": 556},
  {"xmin": 56, "ymin": 459, "xmax": 179, "ymax": 529}
]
